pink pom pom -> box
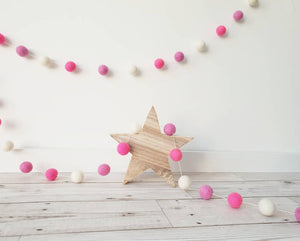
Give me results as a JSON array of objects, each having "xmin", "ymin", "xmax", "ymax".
[
  {"xmin": 170, "ymin": 148, "xmax": 182, "ymax": 162},
  {"xmin": 117, "ymin": 142, "xmax": 130, "ymax": 155},
  {"xmin": 98, "ymin": 65, "xmax": 109, "ymax": 75},
  {"xmin": 295, "ymin": 207, "xmax": 300, "ymax": 222},
  {"xmin": 164, "ymin": 123, "xmax": 176, "ymax": 136},
  {"xmin": 20, "ymin": 161, "xmax": 33, "ymax": 173},
  {"xmin": 45, "ymin": 168, "xmax": 58, "ymax": 181},
  {"xmin": 199, "ymin": 185, "xmax": 213, "ymax": 200},
  {"xmin": 65, "ymin": 61, "xmax": 76, "ymax": 72},
  {"xmin": 0, "ymin": 33, "xmax": 5, "ymax": 45},
  {"xmin": 154, "ymin": 58, "xmax": 164, "ymax": 69},
  {"xmin": 233, "ymin": 10, "xmax": 243, "ymax": 21},
  {"xmin": 228, "ymin": 192, "xmax": 243, "ymax": 208},
  {"xmin": 16, "ymin": 45, "xmax": 29, "ymax": 57},
  {"xmin": 0, "ymin": 118, "xmax": 2, "ymax": 126},
  {"xmin": 216, "ymin": 25, "xmax": 227, "ymax": 36},
  {"xmin": 174, "ymin": 52, "xmax": 184, "ymax": 62},
  {"xmin": 98, "ymin": 164, "xmax": 111, "ymax": 176}
]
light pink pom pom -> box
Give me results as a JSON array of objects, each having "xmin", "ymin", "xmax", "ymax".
[
  {"xmin": 174, "ymin": 52, "xmax": 184, "ymax": 62},
  {"xmin": 16, "ymin": 45, "xmax": 29, "ymax": 57},
  {"xmin": 233, "ymin": 10, "xmax": 243, "ymax": 21},
  {"xmin": 228, "ymin": 192, "xmax": 243, "ymax": 208},
  {"xmin": 98, "ymin": 65, "xmax": 109, "ymax": 75},
  {"xmin": 98, "ymin": 164, "xmax": 111, "ymax": 176},
  {"xmin": 216, "ymin": 25, "xmax": 227, "ymax": 36},
  {"xmin": 20, "ymin": 161, "xmax": 33, "ymax": 173},
  {"xmin": 170, "ymin": 148, "xmax": 182, "ymax": 162},
  {"xmin": 0, "ymin": 33, "xmax": 5, "ymax": 45},
  {"xmin": 45, "ymin": 168, "xmax": 58, "ymax": 181},
  {"xmin": 164, "ymin": 123, "xmax": 176, "ymax": 136},
  {"xmin": 199, "ymin": 185, "xmax": 213, "ymax": 200},
  {"xmin": 117, "ymin": 142, "xmax": 130, "ymax": 155},
  {"xmin": 65, "ymin": 61, "xmax": 76, "ymax": 72},
  {"xmin": 154, "ymin": 58, "xmax": 164, "ymax": 69}
]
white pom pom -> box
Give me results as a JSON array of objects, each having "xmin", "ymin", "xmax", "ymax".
[
  {"xmin": 258, "ymin": 198, "xmax": 276, "ymax": 216},
  {"xmin": 71, "ymin": 171, "xmax": 84, "ymax": 183},
  {"xmin": 2, "ymin": 140, "xmax": 14, "ymax": 152},
  {"xmin": 178, "ymin": 175, "xmax": 192, "ymax": 190},
  {"xmin": 249, "ymin": 0, "xmax": 258, "ymax": 7},
  {"xmin": 130, "ymin": 65, "xmax": 138, "ymax": 76},
  {"xmin": 131, "ymin": 123, "xmax": 142, "ymax": 134},
  {"xmin": 39, "ymin": 56, "xmax": 51, "ymax": 66},
  {"xmin": 196, "ymin": 40, "xmax": 206, "ymax": 52}
]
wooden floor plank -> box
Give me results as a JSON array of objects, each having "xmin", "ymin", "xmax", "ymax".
[
  {"xmin": 236, "ymin": 172, "xmax": 300, "ymax": 181},
  {"xmin": 157, "ymin": 197, "xmax": 297, "ymax": 228},
  {"xmin": 0, "ymin": 182, "xmax": 191, "ymax": 203},
  {"xmin": 0, "ymin": 238, "xmax": 19, "ymax": 241},
  {"xmin": 0, "ymin": 200, "xmax": 161, "ymax": 217},
  {"xmin": 0, "ymin": 201, "xmax": 170, "ymax": 236},
  {"xmin": 16, "ymin": 223, "xmax": 300, "ymax": 241},
  {"xmin": 187, "ymin": 180, "xmax": 300, "ymax": 198}
]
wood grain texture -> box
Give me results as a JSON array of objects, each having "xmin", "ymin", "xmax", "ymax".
[
  {"xmin": 16, "ymin": 223, "xmax": 300, "ymax": 241},
  {"xmin": 157, "ymin": 197, "xmax": 297, "ymax": 227},
  {"xmin": 1, "ymin": 173, "xmax": 300, "ymax": 240},
  {"xmin": 0, "ymin": 201, "xmax": 171, "ymax": 236},
  {"xmin": 111, "ymin": 107, "xmax": 193, "ymax": 187}
]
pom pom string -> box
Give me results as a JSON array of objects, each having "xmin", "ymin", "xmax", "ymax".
[{"xmin": 189, "ymin": 188, "xmax": 294, "ymax": 214}]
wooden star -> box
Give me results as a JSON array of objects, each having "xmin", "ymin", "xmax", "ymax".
[{"xmin": 111, "ymin": 106, "xmax": 193, "ymax": 187}]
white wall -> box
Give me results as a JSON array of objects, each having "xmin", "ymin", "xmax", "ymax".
[{"xmin": 0, "ymin": 0, "xmax": 299, "ymax": 172}]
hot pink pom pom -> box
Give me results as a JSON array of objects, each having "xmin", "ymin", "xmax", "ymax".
[
  {"xmin": 164, "ymin": 123, "xmax": 176, "ymax": 136},
  {"xmin": 216, "ymin": 25, "xmax": 227, "ymax": 36},
  {"xmin": 233, "ymin": 10, "xmax": 243, "ymax": 21},
  {"xmin": 228, "ymin": 192, "xmax": 243, "ymax": 208},
  {"xmin": 20, "ymin": 161, "xmax": 33, "ymax": 173},
  {"xmin": 0, "ymin": 33, "xmax": 5, "ymax": 45},
  {"xmin": 117, "ymin": 142, "xmax": 130, "ymax": 155},
  {"xmin": 16, "ymin": 45, "xmax": 29, "ymax": 57},
  {"xmin": 170, "ymin": 148, "xmax": 182, "ymax": 162},
  {"xmin": 98, "ymin": 164, "xmax": 111, "ymax": 176},
  {"xmin": 199, "ymin": 185, "xmax": 213, "ymax": 200},
  {"xmin": 65, "ymin": 61, "xmax": 76, "ymax": 72},
  {"xmin": 295, "ymin": 207, "xmax": 300, "ymax": 222},
  {"xmin": 0, "ymin": 118, "xmax": 2, "ymax": 126},
  {"xmin": 154, "ymin": 58, "xmax": 164, "ymax": 69},
  {"xmin": 45, "ymin": 168, "xmax": 58, "ymax": 181},
  {"xmin": 98, "ymin": 65, "xmax": 109, "ymax": 75},
  {"xmin": 174, "ymin": 52, "xmax": 184, "ymax": 62}
]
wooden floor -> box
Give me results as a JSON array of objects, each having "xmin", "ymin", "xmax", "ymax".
[{"xmin": 0, "ymin": 172, "xmax": 300, "ymax": 240}]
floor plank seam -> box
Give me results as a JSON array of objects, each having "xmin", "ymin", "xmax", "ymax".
[
  {"xmin": 1, "ymin": 195, "xmax": 300, "ymax": 204},
  {"xmin": 155, "ymin": 200, "xmax": 174, "ymax": 228}
]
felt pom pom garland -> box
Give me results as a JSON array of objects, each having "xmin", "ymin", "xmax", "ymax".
[{"xmin": 0, "ymin": 1, "xmax": 262, "ymax": 76}]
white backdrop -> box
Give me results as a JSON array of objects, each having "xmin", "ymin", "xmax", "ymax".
[{"xmin": 0, "ymin": 0, "xmax": 299, "ymax": 172}]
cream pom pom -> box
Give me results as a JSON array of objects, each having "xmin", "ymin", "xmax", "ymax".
[
  {"xmin": 178, "ymin": 175, "xmax": 192, "ymax": 190},
  {"xmin": 71, "ymin": 171, "xmax": 84, "ymax": 183},
  {"xmin": 196, "ymin": 40, "xmax": 206, "ymax": 52},
  {"xmin": 249, "ymin": 0, "xmax": 258, "ymax": 7},
  {"xmin": 130, "ymin": 65, "xmax": 138, "ymax": 76},
  {"xmin": 131, "ymin": 123, "xmax": 142, "ymax": 134},
  {"xmin": 2, "ymin": 140, "xmax": 14, "ymax": 152},
  {"xmin": 258, "ymin": 198, "xmax": 276, "ymax": 216},
  {"xmin": 39, "ymin": 56, "xmax": 51, "ymax": 66}
]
